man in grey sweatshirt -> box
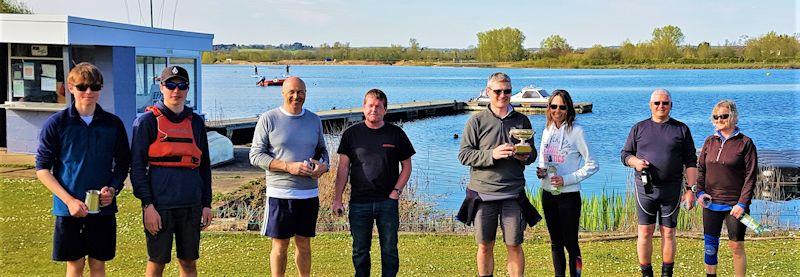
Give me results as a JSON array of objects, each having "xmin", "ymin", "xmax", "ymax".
[
  {"xmin": 458, "ymin": 72, "xmax": 536, "ymax": 277},
  {"xmin": 250, "ymin": 77, "xmax": 330, "ymax": 277}
]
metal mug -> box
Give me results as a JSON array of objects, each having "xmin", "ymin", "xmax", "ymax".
[{"xmin": 85, "ymin": 190, "xmax": 100, "ymax": 214}]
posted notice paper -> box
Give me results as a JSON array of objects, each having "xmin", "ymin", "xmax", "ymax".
[
  {"xmin": 42, "ymin": 64, "xmax": 56, "ymax": 78},
  {"xmin": 41, "ymin": 77, "xmax": 57, "ymax": 92},
  {"xmin": 23, "ymin": 62, "xmax": 35, "ymax": 80},
  {"xmin": 12, "ymin": 80, "xmax": 25, "ymax": 97}
]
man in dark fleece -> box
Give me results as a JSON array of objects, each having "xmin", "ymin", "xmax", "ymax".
[
  {"xmin": 131, "ymin": 66, "xmax": 212, "ymax": 277},
  {"xmin": 621, "ymin": 89, "xmax": 698, "ymax": 277}
]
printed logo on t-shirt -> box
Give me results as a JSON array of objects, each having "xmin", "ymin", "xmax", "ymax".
[
  {"xmin": 382, "ymin": 144, "xmax": 396, "ymax": 148},
  {"xmin": 544, "ymin": 131, "xmax": 567, "ymax": 164}
]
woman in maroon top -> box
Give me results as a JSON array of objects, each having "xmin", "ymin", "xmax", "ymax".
[{"xmin": 695, "ymin": 99, "xmax": 758, "ymax": 277}]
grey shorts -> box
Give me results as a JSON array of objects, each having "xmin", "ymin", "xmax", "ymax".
[{"xmin": 474, "ymin": 199, "xmax": 525, "ymax": 245}]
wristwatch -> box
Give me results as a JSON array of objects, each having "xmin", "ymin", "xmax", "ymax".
[
  {"xmin": 393, "ymin": 188, "xmax": 403, "ymax": 195},
  {"xmin": 686, "ymin": 184, "xmax": 698, "ymax": 193}
]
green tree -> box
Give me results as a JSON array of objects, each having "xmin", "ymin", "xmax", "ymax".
[
  {"xmin": 619, "ymin": 40, "xmax": 637, "ymax": 62},
  {"xmin": 540, "ymin": 34, "xmax": 572, "ymax": 57},
  {"xmin": 476, "ymin": 27, "xmax": 526, "ymax": 62},
  {"xmin": 1, "ymin": 0, "xmax": 32, "ymax": 13},
  {"xmin": 650, "ymin": 25, "xmax": 684, "ymax": 60},
  {"xmin": 696, "ymin": 42, "xmax": 711, "ymax": 59},
  {"xmin": 743, "ymin": 31, "xmax": 800, "ymax": 61},
  {"xmin": 406, "ymin": 38, "xmax": 420, "ymax": 60}
]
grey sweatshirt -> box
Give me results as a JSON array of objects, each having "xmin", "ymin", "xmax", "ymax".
[
  {"xmin": 249, "ymin": 108, "xmax": 330, "ymax": 190},
  {"xmin": 458, "ymin": 106, "xmax": 536, "ymax": 195}
]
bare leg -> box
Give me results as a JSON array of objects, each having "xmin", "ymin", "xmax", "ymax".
[
  {"xmin": 66, "ymin": 257, "xmax": 85, "ymax": 277},
  {"xmin": 477, "ymin": 241, "xmax": 495, "ymax": 276},
  {"xmin": 270, "ymin": 238, "xmax": 291, "ymax": 277},
  {"xmin": 145, "ymin": 262, "xmax": 166, "ymax": 277},
  {"xmin": 704, "ymin": 263, "xmax": 717, "ymax": 275},
  {"xmin": 637, "ymin": 224, "xmax": 655, "ymax": 266},
  {"xmin": 729, "ymin": 241, "xmax": 746, "ymax": 277},
  {"xmin": 660, "ymin": 226, "xmax": 676, "ymax": 264},
  {"xmin": 294, "ymin": 236, "xmax": 312, "ymax": 277},
  {"xmin": 177, "ymin": 259, "xmax": 197, "ymax": 277},
  {"xmin": 87, "ymin": 258, "xmax": 106, "ymax": 277},
  {"xmin": 506, "ymin": 244, "xmax": 525, "ymax": 277}
]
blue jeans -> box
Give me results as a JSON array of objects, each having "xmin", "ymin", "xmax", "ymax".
[{"xmin": 348, "ymin": 199, "xmax": 399, "ymax": 277}]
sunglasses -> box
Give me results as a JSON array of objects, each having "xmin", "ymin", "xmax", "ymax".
[
  {"xmin": 652, "ymin": 101, "xmax": 671, "ymax": 106},
  {"xmin": 712, "ymin": 114, "xmax": 730, "ymax": 120},
  {"xmin": 163, "ymin": 82, "xmax": 189, "ymax": 90},
  {"xmin": 549, "ymin": 104, "xmax": 567, "ymax": 111},
  {"xmin": 74, "ymin": 83, "xmax": 102, "ymax": 92},
  {"xmin": 492, "ymin": 89, "xmax": 512, "ymax": 95}
]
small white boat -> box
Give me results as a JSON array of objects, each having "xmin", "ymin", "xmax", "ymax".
[
  {"xmin": 207, "ymin": 131, "xmax": 234, "ymax": 167},
  {"xmin": 473, "ymin": 85, "xmax": 550, "ymax": 106}
]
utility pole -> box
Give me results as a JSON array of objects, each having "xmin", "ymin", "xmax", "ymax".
[{"xmin": 150, "ymin": 0, "xmax": 154, "ymax": 27}]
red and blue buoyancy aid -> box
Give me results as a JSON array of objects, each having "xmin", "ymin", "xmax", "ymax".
[{"xmin": 146, "ymin": 106, "xmax": 202, "ymax": 168}]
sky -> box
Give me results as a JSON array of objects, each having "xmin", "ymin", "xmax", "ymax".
[{"xmin": 17, "ymin": 0, "xmax": 799, "ymax": 48}]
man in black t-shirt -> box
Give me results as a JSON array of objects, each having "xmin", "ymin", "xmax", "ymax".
[{"xmin": 333, "ymin": 89, "xmax": 415, "ymax": 277}]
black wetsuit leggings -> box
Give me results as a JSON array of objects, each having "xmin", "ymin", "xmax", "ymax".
[{"xmin": 542, "ymin": 190, "xmax": 582, "ymax": 277}]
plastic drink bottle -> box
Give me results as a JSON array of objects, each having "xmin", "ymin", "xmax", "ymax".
[{"xmin": 739, "ymin": 213, "xmax": 767, "ymax": 235}]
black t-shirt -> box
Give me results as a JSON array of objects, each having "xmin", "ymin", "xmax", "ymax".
[{"xmin": 337, "ymin": 122, "xmax": 415, "ymax": 202}]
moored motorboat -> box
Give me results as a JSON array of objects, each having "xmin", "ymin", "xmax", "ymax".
[{"xmin": 473, "ymin": 85, "xmax": 550, "ymax": 106}]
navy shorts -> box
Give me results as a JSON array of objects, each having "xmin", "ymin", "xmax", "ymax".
[
  {"xmin": 634, "ymin": 185, "xmax": 681, "ymax": 228},
  {"xmin": 53, "ymin": 215, "xmax": 116, "ymax": 262},
  {"xmin": 145, "ymin": 206, "xmax": 202, "ymax": 264},
  {"xmin": 261, "ymin": 197, "xmax": 319, "ymax": 239}
]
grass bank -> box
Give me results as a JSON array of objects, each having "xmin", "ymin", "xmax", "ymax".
[{"xmin": 2, "ymin": 177, "xmax": 799, "ymax": 276}]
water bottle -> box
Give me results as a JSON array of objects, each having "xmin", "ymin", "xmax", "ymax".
[
  {"xmin": 738, "ymin": 213, "xmax": 767, "ymax": 235},
  {"xmin": 547, "ymin": 163, "xmax": 560, "ymax": 195},
  {"xmin": 640, "ymin": 168, "xmax": 654, "ymax": 194}
]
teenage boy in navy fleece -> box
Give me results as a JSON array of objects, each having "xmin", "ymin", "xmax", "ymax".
[{"xmin": 36, "ymin": 62, "xmax": 131, "ymax": 277}]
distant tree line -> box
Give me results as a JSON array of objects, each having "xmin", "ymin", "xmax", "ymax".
[
  {"xmin": 213, "ymin": 42, "xmax": 314, "ymax": 51},
  {"xmin": 203, "ymin": 25, "xmax": 799, "ymax": 66},
  {"xmin": 203, "ymin": 38, "xmax": 476, "ymax": 64}
]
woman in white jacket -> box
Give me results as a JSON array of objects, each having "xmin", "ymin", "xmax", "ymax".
[{"xmin": 536, "ymin": 89, "xmax": 599, "ymax": 277}]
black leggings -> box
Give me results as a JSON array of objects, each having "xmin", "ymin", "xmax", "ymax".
[{"xmin": 542, "ymin": 190, "xmax": 582, "ymax": 277}]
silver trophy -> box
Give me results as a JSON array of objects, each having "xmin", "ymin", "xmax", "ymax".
[{"xmin": 509, "ymin": 128, "xmax": 535, "ymax": 154}]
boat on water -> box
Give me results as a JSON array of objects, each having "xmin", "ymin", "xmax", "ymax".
[
  {"xmin": 256, "ymin": 77, "xmax": 286, "ymax": 86},
  {"xmin": 256, "ymin": 64, "xmax": 291, "ymax": 87},
  {"xmin": 473, "ymin": 85, "xmax": 550, "ymax": 106}
]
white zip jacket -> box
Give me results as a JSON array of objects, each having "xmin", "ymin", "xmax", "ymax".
[{"xmin": 537, "ymin": 123, "xmax": 599, "ymax": 193}]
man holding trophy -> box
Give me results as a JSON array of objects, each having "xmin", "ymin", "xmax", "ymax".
[{"xmin": 457, "ymin": 72, "xmax": 540, "ymax": 277}]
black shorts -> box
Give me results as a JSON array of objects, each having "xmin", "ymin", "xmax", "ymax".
[
  {"xmin": 634, "ymin": 185, "xmax": 681, "ymax": 228},
  {"xmin": 53, "ymin": 215, "xmax": 116, "ymax": 262},
  {"xmin": 145, "ymin": 206, "xmax": 202, "ymax": 264},
  {"xmin": 261, "ymin": 197, "xmax": 319, "ymax": 239},
  {"xmin": 703, "ymin": 208, "xmax": 748, "ymax": 241}
]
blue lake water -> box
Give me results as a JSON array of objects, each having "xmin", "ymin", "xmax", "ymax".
[{"xmin": 203, "ymin": 65, "xmax": 800, "ymax": 226}]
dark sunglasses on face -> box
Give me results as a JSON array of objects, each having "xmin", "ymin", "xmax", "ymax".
[
  {"xmin": 712, "ymin": 114, "xmax": 730, "ymax": 120},
  {"xmin": 163, "ymin": 82, "xmax": 189, "ymax": 90},
  {"xmin": 653, "ymin": 101, "xmax": 671, "ymax": 106},
  {"xmin": 75, "ymin": 83, "xmax": 102, "ymax": 92},
  {"xmin": 549, "ymin": 104, "xmax": 568, "ymax": 111},
  {"xmin": 492, "ymin": 89, "xmax": 513, "ymax": 95}
]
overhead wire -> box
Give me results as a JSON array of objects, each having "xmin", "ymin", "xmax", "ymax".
[
  {"xmin": 123, "ymin": 0, "xmax": 131, "ymax": 24},
  {"xmin": 172, "ymin": 0, "xmax": 179, "ymax": 29},
  {"xmin": 136, "ymin": 0, "xmax": 145, "ymax": 25},
  {"xmin": 158, "ymin": 0, "xmax": 166, "ymax": 28}
]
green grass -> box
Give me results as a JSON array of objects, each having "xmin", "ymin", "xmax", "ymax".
[{"xmin": 2, "ymin": 177, "xmax": 799, "ymax": 276}]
